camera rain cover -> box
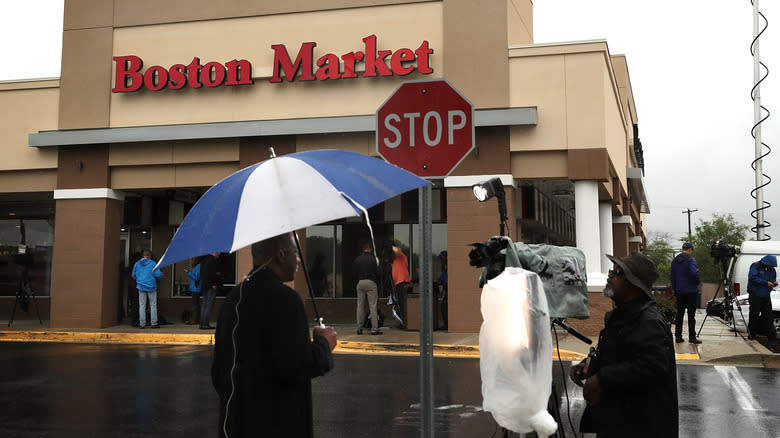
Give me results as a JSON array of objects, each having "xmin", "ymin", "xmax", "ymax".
[
  {"xmin": 479, "ymin": 267, "xmax": 558, "ymax": 436},
  {"xmin": 477, "ymin": 236, "xmax": 589, "ymax": 319},
  {"xmin": 517, "ymin": 243, "xmax": 589, "ymax": 319}
]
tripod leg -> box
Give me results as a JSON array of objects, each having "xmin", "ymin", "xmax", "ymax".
[
  {"xmin": 8, "ymin": 295, "xmax": 18, "ymax": 327},
  {"xmin": 696, "ymin": 310, "xmax": 709, "ymax": 338},
  {"xmin": 31, "ymin": 294, "xmax": 42, "ymax": 325},
  {"xmin": 697, "ymin": 283, "xmax": 722, "ymax": 337}
]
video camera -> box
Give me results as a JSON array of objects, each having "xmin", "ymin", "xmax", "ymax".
[
  {"xmin": 468, "ymin": 237, "xmax": 510, "ymax": 282},
  {"xmin": 710, "ymin": 239, "xmax": 736, "ymax": 263}
]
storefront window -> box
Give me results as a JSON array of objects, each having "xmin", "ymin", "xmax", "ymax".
[
  {"xmin": 413, "ymin": 223, "xmax": 448, "ymax": 285},
  {"xmin": 168, "ymin": 226, "xmax": 237, "ymax": 298},
  {"xmin": 305, "ymin": 225, "xmax": 343, "ymax": 298},
  {"xmin": 391, "ymin": 223, "xmax": 447, "ymax": 285},
  {"xmin": 304, "ymin": 189, "xmax": 447, "ymax": 299},
  {"xmin": 0, "ymin": 219, "xmax": 54, "ymax": 297}
]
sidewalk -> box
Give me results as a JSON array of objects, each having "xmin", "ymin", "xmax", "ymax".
[{"xmin": 1, "ymin": 310, "xmax": 777, "ymax": 366}]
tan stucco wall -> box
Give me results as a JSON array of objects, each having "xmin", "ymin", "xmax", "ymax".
[
  {"xmin": 109, "ymin": 3, "xmax": 444, "ymax": 127},
  {"xmin": 507, "ymin": 0, "xmax": 533, "ymax": 46},
  {"xmin": 110, "ymin": 163, "xmax": 240, "ymax": 190},
  {"xmin": 442, "ymin": 0, "xmax": 509, "ymax": 108},
  {"xmin": 611, "ymin": 55, "xmax": 638, "ymax": 127},
  {"xmin": 0, "ymin": 81, "xmax": 60, "ymax": 172},
  {"xmin": 108, "ymin": 139, "xmax": 239, "ymax": 166},
  {"xmin": 603, "ymin": 68, "xmax": 628, "ymax": 186},
  {"xmin": 296, "ymin": 132, "xmax": 376, "ymax": 156},
  {"xmin": 111, "ymin": 0, "xmax": 432, "ymax": 27},
  {"xmin": 507, "ymin": 42, "xmax": 630, "ymax": 187}
]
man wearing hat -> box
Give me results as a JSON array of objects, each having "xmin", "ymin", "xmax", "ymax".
[
  {"xmin": 671, "ymin": 242, "xmax": 702, "ymax": 344},
  {"xmin": 570, "ymin": 252, "xmax": 678, "ymax": 437}
]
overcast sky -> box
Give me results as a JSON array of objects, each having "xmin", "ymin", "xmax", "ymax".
[
  {"xmin": 534, "ymin": 0, "xmax": 780, "ymax": 246},
  {"xmin": 2, "ymin": 1, "xmax": 778, "ymax": 247}
]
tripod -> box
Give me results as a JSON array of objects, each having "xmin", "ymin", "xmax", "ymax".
[
  {"xmin": 8, "ymin": 277, "xmax": 43, "ymax": 327},
  {"xmin": 697, "ymin": 258, "xmax": 747, "ymax": 338}
]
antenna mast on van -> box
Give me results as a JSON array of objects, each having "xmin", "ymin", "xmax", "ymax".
[{"xmin": 750, "ymin": 0, "xmax": 772, "ymax": 240}]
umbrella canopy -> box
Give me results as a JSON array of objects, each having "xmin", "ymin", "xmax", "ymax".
[{"xmin": 157, "ymin": 149, "xmax": 431, "ymax": 269}]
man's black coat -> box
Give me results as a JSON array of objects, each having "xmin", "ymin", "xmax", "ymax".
[
  {"xmin": 582, "ymin": 298, "xmax": 679, "ymax": 437},
  {"xmin": 212, "ymin": 269, "xmax": 333, "ymax": 437}
]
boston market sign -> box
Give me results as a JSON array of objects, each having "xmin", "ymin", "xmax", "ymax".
[{"xmin": 112, "ymin": 34, "xmax": 433, "ymax": 93}]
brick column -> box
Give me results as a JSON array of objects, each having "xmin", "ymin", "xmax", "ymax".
[
  {"xmin": 50, "ymin": 193, "xmax": 123, "ymax": 328},
  {"xmin": 50, "ymin": 145, "xmax": 123, "ymax": 328},
  {"xmin": 444, "ymin": 176, "xmax": 515, "ymax": 333}
]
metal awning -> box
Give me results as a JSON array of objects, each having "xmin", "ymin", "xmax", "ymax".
[
  {"xmin": 29, "ymin": 107, "xmax": 537, "ymax": 147},
  {"xmin": 627, "ymin": 167, "xmax": 650, "ymax": 214}
]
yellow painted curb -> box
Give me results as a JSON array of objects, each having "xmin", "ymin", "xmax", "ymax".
[
  {"xmin": 0, "ymin": 330, "xmax": 214, "ymax": 345},
  {"xmin": 676, "ymin": 353, "xmax": 700, "ymax": 360},
  {"xmin": 335, "ymin": 341, "xmax": 588, "ymax": 360},
  {"xmin": 0, "ymin": 332, "xmax": 693, "ymax": 361}
]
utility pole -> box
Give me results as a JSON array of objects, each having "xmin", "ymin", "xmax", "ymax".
[{"xmin": 682, "ymin": 208, "xmax": 698, "ymax": 242}]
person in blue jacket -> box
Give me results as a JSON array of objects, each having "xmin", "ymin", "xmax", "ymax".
[
  {"xmin": 670, "ymin": 242, "xmax": 701, "ymax": 344},
  {"xmin": 747, "ymin": 254, "xmax": 778, "ymax": 341},
  {"xmin": 132, "ymin": 250, "xmax": 162, "ymax": 328},
  {"xmin": 185, "ymin": 259, "xmax": 202, "ymax": 325}
]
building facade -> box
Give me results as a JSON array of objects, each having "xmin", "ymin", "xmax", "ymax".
[{"xmin": 0, "ymin": 0, "xmax": 648, "ymax": 332}]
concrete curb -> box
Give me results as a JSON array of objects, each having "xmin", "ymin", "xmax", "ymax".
[
  {"xmin": 0, "ymin": 330, "xmax": 588, "ymax": 360},
  {"xmin": 704, "ymin": 353, "xmax": 780, "ymax": 368},
  {"xmin": 0, "ymin": 330, "xmax": 214, "ymax": 345}
]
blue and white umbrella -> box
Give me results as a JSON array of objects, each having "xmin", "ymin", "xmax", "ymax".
[{"xmin": 157, "ymin": 149, "xmax": 431, "ymax": 270}]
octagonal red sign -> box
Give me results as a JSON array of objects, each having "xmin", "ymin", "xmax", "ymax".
[{"xmin": 376, "ymin": 79, "xmax": 474, "ymax": 179}]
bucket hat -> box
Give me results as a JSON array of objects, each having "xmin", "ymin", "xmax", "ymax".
[{"xmin": 606, "ymin": 252, "xmax": 659, "ymax": 298}]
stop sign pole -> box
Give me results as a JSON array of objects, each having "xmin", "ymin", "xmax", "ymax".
[{"xmin": 377, "ymin": 79, "xmax": 474, "ymax": 438}]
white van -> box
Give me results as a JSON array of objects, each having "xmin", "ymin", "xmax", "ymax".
[{"xmin": 724, "ymin": 240, "xmax": 780, "ymax": 336}]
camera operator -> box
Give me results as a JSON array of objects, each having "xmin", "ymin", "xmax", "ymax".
[
  {"xmin": 671, "ymin": 242, "xmax": 702, "ymax": 344},
  {"xmin": 570, "ymin": 253, "xmax": 678, "ymax": 437},
  {"xmin": 747, "ymin": 254, "xmax": 778, "ymax": 341}
]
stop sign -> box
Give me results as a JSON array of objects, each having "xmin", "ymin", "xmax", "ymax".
[{"xmin": 376, "ymin": 79, "xmax": 474, "ymax": 178}]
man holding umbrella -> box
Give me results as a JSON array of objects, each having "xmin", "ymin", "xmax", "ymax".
[{"xmin": 212, "ymin": 233, "xmax": 338, "ymax": 438}]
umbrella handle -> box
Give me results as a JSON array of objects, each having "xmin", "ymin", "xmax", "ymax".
[{"xmin": 293, "ymin": 231, "xmax": 321, "ymax": 322}]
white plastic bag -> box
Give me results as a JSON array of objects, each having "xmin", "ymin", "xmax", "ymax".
[{"xmin": 479, "ymin": 267, "xmax": 557, "ymax": 436}]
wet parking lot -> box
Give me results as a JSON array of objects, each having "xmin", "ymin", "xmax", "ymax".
[{"xmin": 0, "ymin": 342, "xmax": 778, "ymax": 437}]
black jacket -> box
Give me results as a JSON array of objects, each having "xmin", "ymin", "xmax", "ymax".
[
  {"xmin": 200, "ymin": 254, "xmax": 220, "ymax": 292},
  {"xmin": 211, "ymin": 269, "xmax": 333, "ymax": 438},
  {"xmin": 352, "ymin": 251, "xmax": 379, "ymax": 286},
  {"xmin": 583, "ymin": 298, "xmax": 679, "ymax": 437}
]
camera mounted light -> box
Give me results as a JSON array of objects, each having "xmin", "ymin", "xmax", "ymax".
[
  {"xmin": 472, "ymin": 177, "xmax": 503, "ymax": 202},
  {"xmin": 472, "ymin": 177, "xmax": 509, "ymax": 236}
]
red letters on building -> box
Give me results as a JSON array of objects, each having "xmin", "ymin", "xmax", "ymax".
[
  {"xmin": 112, "ymin": 55, "xmax": 254, "ymax": 93},
  {"xmin": 270, "ymin": 34, "xmax": 434, "ymax": 83},
  {"xmin": 111, "ymin": 36, "xmax": 434, "ymax": 92}
]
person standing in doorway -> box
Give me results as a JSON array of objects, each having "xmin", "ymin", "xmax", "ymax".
[
  {"xmin": 392, "ymin": 245, "xmax": 411, "ymax": 328},
  {"xmin": 436, "ymin": 250, "xmax": 448, "ymax": 330},
  {"xmin": 132, "ymin": 250, "xmax": 162, "ymax": 329},
  {"xmin": 200, "ymin": 252, "xmax": 221, "ymax": 330},
  {"xmin": 747, "ymin": 254, "xmax": 778, "ymax": 341},
  {"xmin": 352, "ymin": 241, "xmax": 382, "ymax": 335},
  {"xmin": 185, "ymin": 258, "xmax": 202, "ymax": 325},
  {"xmin": 670, "ymin": 242, "xmax": 701, "ymax": 344}
]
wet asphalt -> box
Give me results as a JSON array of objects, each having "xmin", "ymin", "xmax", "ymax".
[{"xmin": 0, "ymin": 342, "xmax": 778, "ymax": 437}]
